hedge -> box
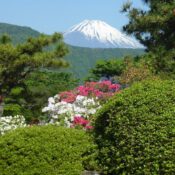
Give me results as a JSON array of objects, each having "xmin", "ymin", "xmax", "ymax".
[
  {"xmin": 94, "ymin": 80, "xmax": 175, "ymax": 174},
  {"xmin": 0, "ymin": 125, "xmax": 95, "ymax": 175}
]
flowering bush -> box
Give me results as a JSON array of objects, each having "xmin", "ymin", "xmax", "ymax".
[
  {"xmin": 42, "ymin": 95, "xmax": 100, "ymax": 128},
  {"xmin": 59, "ymin": 91, "xmax": 77, "ymax": 103},
  {"xmin": 42, "ymin": 81, "xmax": 121, "ymax": 129},
  {"xmin": 60, "ymin": 81, "xmax": 121, "ymax": 101},
  {"xmin": 0, "ymin": 115, "xmax": 26, "ymax": 135}
]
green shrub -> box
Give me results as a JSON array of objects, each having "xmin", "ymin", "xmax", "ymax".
[
  {"xmin": 94, "ymin": 80, "xmax": 175, "ymax": 174},
  {"xmin": 0, "ymin": 125, "xmax": 95, "ymax": 175}
]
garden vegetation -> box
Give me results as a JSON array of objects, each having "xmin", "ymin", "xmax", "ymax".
[
  {"xmin": 0, "ymin": 125, "xmax": 96, "ymax": 175},
  {"xmin": 94, "ymin": 80, "xmax": 175, "ymax": 174}
]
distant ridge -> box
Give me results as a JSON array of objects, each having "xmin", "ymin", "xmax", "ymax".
[
  {"xmin": 0, "ymin": 22, "xmax": 40, "ymax": 44},
  {"xmin": 64, "ymin": 45, "xmax": 144, "ymax": 80},
  {"xmin": 64, "ymin": 20, "xmax": 143, "ymax": 49}
]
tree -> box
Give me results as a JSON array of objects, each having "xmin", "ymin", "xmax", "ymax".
[
  {"xmin": 85, "ymin": 59, "xmax": 124, "ymax": 82},
  {"xmin": 122, "ymin": 0, "xmax": 175, "ymax": 74},
  {"xmin": 122, "ymin": 0, "xmax": 175, "ymax": 51},
  {"xmin": 25, "ymin": 71, "xmax": 78, "ymax": 121},
  {"xmin": 118, "ymin": 56, "xmax": 154, "ymax": 85},
  {"xmin": 0, "ymin": 33, "xmax": 69, "ymax": 117}
]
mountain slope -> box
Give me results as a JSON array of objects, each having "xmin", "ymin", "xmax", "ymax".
[
  {"xmin": 63, "ymin": 45, "xmax": 144, "ymax": 80},
  {"xmin": 0, "ymin": 22, "xmax": 144, "ymax": 80},
  {"xmin": 64, "ymin": 20, "xmax": 143, "ymax": 49},
  {"xmin": 0, "ymin": 23, "xmax": 40, "ymax": 44}
]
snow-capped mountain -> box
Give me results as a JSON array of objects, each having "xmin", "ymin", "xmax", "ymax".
[{"xmin": 64, "ymin": 20, "xmax": 143, "ymax": 49}]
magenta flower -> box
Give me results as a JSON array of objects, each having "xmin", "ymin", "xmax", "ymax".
[
  {"xmin": 60, "ymin": 91, "xmax": 77, "ymax": 103},
  {"xmin": 73, "ymin": 116, "xmax": 89, "ymax": 126},
  {"xmin": 110, "ymin": 84, "xmax": 121, "ymax": 90},
  {"xmin": 85, "ymin": 125, "xmax": 94, "ymax": 130},
  {"xmin": 72, "ymin": 116, "xmax": 93, "ymax": 130}
]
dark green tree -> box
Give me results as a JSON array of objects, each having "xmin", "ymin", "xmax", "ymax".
[
  {"xmin": 0, "ymin": 33, "xmax": 68, "ymax": 117},
  {"xmin": 86, "ymin": 59, "xmax": 124, "ymax": 81},
  {"xmin": 25, "ymin": 71, "xmax": 78, "ymax": 121},
  {"xmin": 122, "ymin": 0, "xmax": 175, "ymax": 75}
]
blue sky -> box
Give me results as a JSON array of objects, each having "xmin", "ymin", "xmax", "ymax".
[{"xmin": 0, "ymin": 0, "xmax": 147, "ymax": 34}]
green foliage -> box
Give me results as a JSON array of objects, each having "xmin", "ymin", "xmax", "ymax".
[
  {"xmin": 86, "ymin": 55, "xmax": 154, "ymax": 85},
  {"xmin": 3, "ymin": 86, "xmax": 27, "ymax": 116},
  {"xmin": 0, "ymin": 125, "xmax": 96, "ymax": 175},
  {"xmin": 24, "ymin": 71, "xmax": 78, "ymax": 121},
  {"xmin": 3, "ymin": 104, "xmax": 22, "ymax": 116},
  {"xmin": 86, "ymin": 58, "xmax": 124, "ymax": 81},
  {"xmin": 150, "ymin": 48, "xmax": 175, "ymax": 77},
  {"xmin": 0, "ymin": 22, "xmax": 40, "ymax": 44},
  {"xmin": 64, "ymin": 45, "xmax": 144, "ymax": 80},
  {"xmin": 0, "ymin": 33, "xmax": 68, "ymax": 95},
  {"xmin": 94, "ymin": 79, "xmax": 175, "ymax": 174},
  {"xmin": 122, "ymin": 0, "xmax": 175, "ymax": 51},
  {"xmin": 122, "ymin": 0, "xmax": 175, "ymax": 76},
  {"xmin": 0, "ymin": 33, "xmax": 69, "ymax": 118},
  {"xmin": 117, "ymin": 56, "xmax": 154, "ymax": 85},
  {"xmin": 26, "ymin": 71, "xmax": 78, "ymax": 94},
  {"xmin": 0, "ymin": 33, "xmax": 11, "ymax": 44}
]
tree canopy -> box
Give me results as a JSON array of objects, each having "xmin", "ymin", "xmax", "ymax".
[
  {"xmin": 0, "ymin": 33, "xmax": 69, "ymax": 118},
  {"xmin": 122, "ymin": 0, "xmax": 175, "ymax": 75},
  {"xmin": 0, "ymin": 33, "xmax": 68, "ymax": 96},
  {"xmin": 122, "ymin": 0, "xmax": 175, "ymax": 51},
  {"xmin": 85, "ymin": 59, "xmax": 124, "ymax": 81}
]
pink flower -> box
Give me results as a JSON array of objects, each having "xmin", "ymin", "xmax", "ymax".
[
  {"xmin": 93, "ymin": 89, "xmax": 103, "ymax": 97},
  {"xmin": 85, "ymin": 125, "xmax": 94, "ymax": 130},
  {"xmin": 59, "ymin": 81, "xmax": 121, "ymax": 104},
  {"xmin": 72, "ymin": 116, "xmax": 93, "ymax": 130},
  {"xmin": 101, "ymin": 80, "xmax": 112, "ymax": 86},
  {"xmin": 73, "ymin": 116, "xmax": 89, "ymax": 126},
  {"xmin": 110, "ymin": 84, "xmax": 121, "ymax": 90},
  {"xmin": 60, "ymin": 91, "xmax": 77, "ymax": 103}
]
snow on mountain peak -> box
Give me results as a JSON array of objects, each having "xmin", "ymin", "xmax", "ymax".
[{"xmin": 64, "ymin": 20, "xmax": 143, "ymax": 49}]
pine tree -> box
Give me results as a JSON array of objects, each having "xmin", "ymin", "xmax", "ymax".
[
  {"xmin": 0, "ymin": 33, "xmax": 68, "ymax": 117},
  {"xmin": 0, "ymin": 33, "xmax": 68, "ymax": 95},
  {"xmin": 122, "ymin": 0, "xmax": 175, "ymax": 74}
]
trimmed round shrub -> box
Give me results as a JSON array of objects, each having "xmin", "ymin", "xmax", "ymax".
[
  {"xmin": 94, "ymin": 80, "xmax": 175, "ymax": 174},
  {"xmin": 0, "ymin": 125, "xmax": 95, "ymax": 175}
]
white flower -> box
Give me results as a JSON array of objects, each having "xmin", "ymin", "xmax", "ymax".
[
  {"xmin": 60, "ymin": 101, "xmax": 68, "ymax": 105},
  {"xmin": 1, "ymin": 116, "xmax": 12, "ymax": 123},
  {"xmin": 64, "ymin": 117, "xmax": 71, "ymax": 127},
  {"xmin": 76, "ymin": 95, "xmax": 86, "ymax": 102},
  {"xmin": 0, "ymin": 115, "xmax": 26, "ymax": 135},
  {"xmin": 42, "ymin": 94, "xmax": 101, "ymax": 127},
  {"xmin": 54, "ymin": 94, "xmax": 60, "ymax": 101},
  {"xmin": 42, "ymin": 107, "xmax": 49, "ymax": 112},
  {"xmin": 49, "ymin": 119, "xmax": 55, "ymax": 124},
  {"xmin": 57, "ymin": 108, "xmax": 68, "ymax": 114},
  {"xmin": 82, "ymin": 98, "xmax": 96, "ymax": 106},
  {"xmin": 88, "ymin": 109, "xmax": 97, "ymax": 114},
  {"xmin": 52, "ymin": 115, "xmax": 58, "ymax": 119},
  {"xmin": 48, "ymin": 97, "xmax": 55, "ymax": 104}
]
